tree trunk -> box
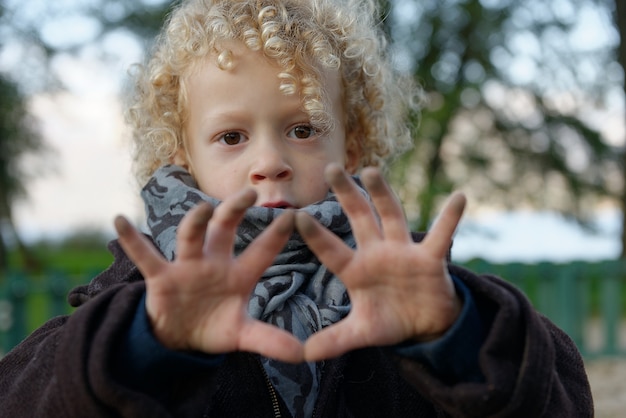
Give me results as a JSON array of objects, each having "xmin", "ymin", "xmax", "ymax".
[
  {"xmin": 0, "ymin": 223, "xmax": 7, "ymax": 272},
  {"xmin": 614, "ymin": 0, "xmax": 626, "ymax": 258},
  {"xmin": 0, "ymin": 191, "xmax": 40, "ymax": 273}
]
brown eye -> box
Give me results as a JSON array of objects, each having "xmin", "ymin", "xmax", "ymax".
[
  {"xmin": 221, "ymin": 132, "xmax": 244, "ymax": 145},
  {"xmin": 289, "ymin": 125, "xmax": 314, "ymax": 139}
]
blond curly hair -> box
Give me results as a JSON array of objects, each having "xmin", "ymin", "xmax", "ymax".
[{"xmin": 125, "ymin": 0, "xmax": 419, "ymax": 186}]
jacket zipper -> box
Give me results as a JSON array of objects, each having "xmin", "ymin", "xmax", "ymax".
[{"xmin": 258, "ymin": 358, "xmax": 282, "ymax": 418}]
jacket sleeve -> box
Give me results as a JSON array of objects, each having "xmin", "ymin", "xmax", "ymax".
[
  {"xmin": 392, "ymin": 264, "xmax": 594, "ymax": 418},
  {"xmin": 115, "ymin": 292, "xmax": 225, "ymax": 398}
]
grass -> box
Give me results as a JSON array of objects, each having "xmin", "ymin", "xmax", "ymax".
[
  {"xmin": 0, "ymin": 243, "xmax": 114, "ymax": 352},
  {"xmin": 7, "ymin": 244, "xmax": 114, "ymax": 277}
]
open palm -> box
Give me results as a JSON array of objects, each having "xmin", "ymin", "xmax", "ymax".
[
  {"xmin": 296, "ymin": 164, "xmax": 466, "ymax": 362},
  {"xmin": 114, "ymin": 189, "xmax": 304, "ymax": 363}
]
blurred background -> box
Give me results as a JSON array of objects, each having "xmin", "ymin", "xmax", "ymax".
[
  {"xmin": 1, "ymin": 0, "xmax": 624, "ymax": 268},
  {"xmin": 1, "ymin": 1, "xmax": 625, "ymax": 415}
]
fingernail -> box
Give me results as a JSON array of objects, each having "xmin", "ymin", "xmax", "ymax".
[
  {"xmin": 233, "ymin": 189, "xmax": 257, "ymax": 211},
  {"xmin": 325, "ymin": 164, "xmax": 349, "ymax": 188},
  {"xmin": 295, "ymin": 211, "xmax": 317, "ymax": 235},
  {"xmin": 114, "ymin": 215, "xmax": 130, "ymax": 234},
  {"xmin": 361, "ymin": 167, "xmax": 384, "ymax": 192},
  {"xmin": 451, "ymin": 192, "xmax": 467, "ymax": 215},
  {"xmin": 276, "ymin": 209, "xmax": 295, "ymax": 234},
  {"xmin": 193, "ymin": 203, "xmax": 214, "ymax": 226}
]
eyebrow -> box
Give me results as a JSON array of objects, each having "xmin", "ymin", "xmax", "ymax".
[
  {"xmin": 198, "ymin": 107, "xmax": 310, "ymax": 128},
  {"xmin": 200, "ymin": 110, "xmax": 249, "ymax": 123}
]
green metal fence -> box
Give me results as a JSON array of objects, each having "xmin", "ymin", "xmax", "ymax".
[
  {"xmin": 0, "ymin": 271, "xmax": 91, "ymax": 354},
  {"xmin": 0, "ymin": 260, "xmax": 625, "ymax": 357},
  {"xmin": 461, "ymin": 259, "xmax": 626, "ymax": 358}
]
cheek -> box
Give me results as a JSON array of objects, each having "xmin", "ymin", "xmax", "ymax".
[
  {"xmin": 196, "ymin": 167, "xmax": 247, "ymax": 200},
  {"xmin": 305, "ymin": 175, "xmax": 331, "ymax": 202},
  {"xmin": 328, "ymin": 137, "xmax": 348, "ymax": 167}
]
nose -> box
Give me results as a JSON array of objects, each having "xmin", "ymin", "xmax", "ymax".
[{"xmin": 249, "ymin": 139, "xmax": 293, "ymax": 183}]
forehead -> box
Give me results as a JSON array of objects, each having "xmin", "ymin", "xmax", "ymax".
[{"xmin": 185, "ymin": 40, "xmax": 343, "ymax": 103}]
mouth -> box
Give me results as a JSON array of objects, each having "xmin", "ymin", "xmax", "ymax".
[{"xmin": 260, "ymin": 201, "xmax": 297, "ymax": 209}]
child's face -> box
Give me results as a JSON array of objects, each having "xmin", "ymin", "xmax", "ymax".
[{"xmin": 174, "ymin": 42, "xmax": 355, "ymax": 209}]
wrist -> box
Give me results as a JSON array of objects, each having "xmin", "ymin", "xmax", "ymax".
[{"xmin": 413, "ymin": 292, "xmax": 463, "ymax": 343}]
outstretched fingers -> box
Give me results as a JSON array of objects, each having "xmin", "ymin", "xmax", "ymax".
[
  {"xmin": 360, "ymin": 167, "xmax": 411, "ymax": 243},
  {"xmin": 236, "ymin": 210, "xmax": 295, "ymax": 287},
  {"xmin": 239, "ymin": 320, "xmax": 304, "ymax": 363},
  {"xmin": 295, "ymin": 211, "xmax": 354, "ymax": 276},
  {"xmin": 325, "ymin": 164, "xmax": 381, "ymax": 244},
  {"xmin": 176, "ymin": 202, "xmax": 214, "ymax": 260},
  {"xmin": 303, "ymin": 320, "xmax": 361, "ymax": 362},
  {"xmin": 114, "ymin": 215, "xmax": 168, "ymax": 279},
  {"xmin": 203, "ymin": 189, "xmax": 257, "ymax": 256},
  {"xmin": 422, "ymin": 191, "xmax": 467, "ymax": 259}
]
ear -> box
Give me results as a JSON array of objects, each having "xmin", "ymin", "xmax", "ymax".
[{"xmin": 172, "ymin": 147, "xmax": 191, "ymax": 172}]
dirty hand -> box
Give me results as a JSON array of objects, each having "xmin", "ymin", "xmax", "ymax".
[
  {"xmin": 114, "ymin": 189, "xmax": 304, "ymax": 363},
  {"xmin": 296, "ymin": 164, "xmax": 466, "ymax": 362}
]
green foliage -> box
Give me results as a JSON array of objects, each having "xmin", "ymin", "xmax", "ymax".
[
  {"xmin": 0, "ymin": 0, "xmax": 624, "ymax": 262},
  {"xmin": 7, "ymin": 244, "xmax": 113, "ymax": 277},
  {"xmin": 0, "ymin": 77, "xmax": 46, "ymax": 202},
  {"xmin": 97, "ymin": 0, "xmax": 174, "ymax": 39},
  {"xmin": 384, "ymin": 0, "xmax": 620, "ymax": 232},
  {"xmin": 0, "ymin": 76, "xmax": 50, "ymax": 271},
  {"xmin": 49, "ymin": 227, "xmax": 113, "ymax": 251},
  {"xmin": 11, "ymin": 227, "xmax": 114, "ymax": 274}
]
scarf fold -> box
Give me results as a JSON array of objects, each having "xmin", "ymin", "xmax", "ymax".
[{"xmin": 141, "ymin": 164, "xmax": 362, "ymax": 417}]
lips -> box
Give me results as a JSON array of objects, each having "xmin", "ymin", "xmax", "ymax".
[{"xmin": 260, "ymin": 201, "xmax": 296, "ymax": 209}]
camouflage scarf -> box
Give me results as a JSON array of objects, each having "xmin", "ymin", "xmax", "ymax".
[{"xmin": 142, "ymin": 164, "xmax": 358, "ymax": 417}]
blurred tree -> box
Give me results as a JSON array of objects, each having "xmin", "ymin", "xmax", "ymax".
[
  {"xmin": 0, "ymin": 0, "xmax": 170, "ymax": 272},
  {"xmin": 95, "ymin": 0, "xmax": 171, "ymax": 40},
  {"xmin": 0, "ymin": 2, "xmax": 50, "ymax": 272},
  {"xmin": 384, "ymin": 0, "xmax": 622, "ymax": 242},
  {"xmin": 92, "ymin": 0, "xmax": 624, "ymax": 254},
  {"xmin": 2, "ymin": 0, "xmax": 625, "ymax": 258},
  {"xmin": 0, "ymin": 76, "xmax": 46, "ymax": 271},
  {"xmin": 613, "ymin": 0, "xmax": 626, "ymax": 256}
]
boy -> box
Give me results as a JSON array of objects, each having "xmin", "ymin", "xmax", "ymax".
[{"xmin": 0, "ymin": 0, "xmax": 592, "ymax": 416}]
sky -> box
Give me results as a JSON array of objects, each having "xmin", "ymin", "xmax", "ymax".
[
  {"xmin": 5, "ymin": 0, "xmax": 625, "ymax": 263},
  {"xmin": 13, "ymin": 92, "xmax": 144, "ymax": 242},
  {"xmin": 450, "ymin": 208, "xmax": 621, "ymax": 263}
]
